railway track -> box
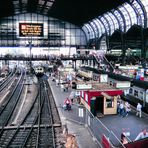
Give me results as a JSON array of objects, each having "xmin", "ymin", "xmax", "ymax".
[
  {"xmin": 0, "ymin": 77, "xmax": 63, "ymax": 148},
  {"xmin": 0, "ymin": 72, "xmax": 14, "ymax": 92},
  {"xmin": 0, "ymin": 73, "xmax": 24, "ymax": 127}
]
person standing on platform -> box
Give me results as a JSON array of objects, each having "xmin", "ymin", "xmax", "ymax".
[
  {"xmin": 65, "ymin": 83, "xmax": 69, "ymax": 92},
  {"xmin": 119, "ymin": 101, "xmax": 124, "ymax": 117},
  {"xmin": 136, "ymin": 103, "xmax": 142, "ymax": 118},
  {"xmin": 64, "ymin": 98, "xmax": 71, "ymax": 111},
  {"xmin": 135, "ymin": 129, "xmax": 148, "ymax": 141}
]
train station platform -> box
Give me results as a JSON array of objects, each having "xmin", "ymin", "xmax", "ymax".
[
  {"xmin": 99, "ymin": 110, "xmax": 148, "ymax": 141},
  {"xmin": 48, "ymin": 77, "xmax": 148, "ymax": 147},
  {"xmin": 48, "ymin": 78, "xmax": 100, "ymax": 148}
]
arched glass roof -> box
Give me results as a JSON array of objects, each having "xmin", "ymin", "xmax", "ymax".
[
  {"xmin": 82, "ymin": 0, "xmax": 148, "ymax": 40},
  {"xmin": 132, "ymin": 0, "xmax": 145, "ymax": 27},
  {"xmin": 141, "ymin": 0, "xmax": 148, "ymax": 26},
  {"xmin": 94, "ymin": 19, "xmax": 105, "ymax": 37},
  {"xmin": 103, "ymin": 13, "xmax": 115, "ymax": 35},
  {"xmin": 100, "ymin": 16, "xmax": 110, "ymax": 35},
  {"xmin": 107, "ymin": 12, "xmax": 119, "ymax": 33},
  {"xmin": 83, "ymin": 24, "xmax": 95, "ymax": 39},
  {"xmin": 113, "ymin": 10, "xmax": 125, "ymax": 31},
  {"xmin": 82, "ymin": 25, "xmax": 90, "ymax": 40},
  {"xmin": 90, "ymin": 22, "xmax": 99, "ymax": 38}
]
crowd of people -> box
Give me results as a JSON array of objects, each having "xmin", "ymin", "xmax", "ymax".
[
  {"xmin": 117, "ymin": 100, "xmax": 131, "ymax": 117},
  {"xmin": 117, "ymin": 96, "xmax": 143, "ymax": 119}
]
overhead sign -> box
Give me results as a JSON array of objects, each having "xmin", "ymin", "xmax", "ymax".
[
  {"xmin": 19, "ymin": 23, "xmax": 44, "ymax": 37},
  {"xmin": 119, "ymin": 66, "xmax": 139, "ymax": 70},
  {"xmin": 116, "ymin": 82, "xmax": 131, "ymax": 88},
  {"xmin": 76, "ymin": 84, "xmax": 92, "ymax": 90}
]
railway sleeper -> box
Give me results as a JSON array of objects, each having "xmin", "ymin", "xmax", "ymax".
[{"xmin": 0, "ymin": 123, "xmax": 61, "ymax": 130}]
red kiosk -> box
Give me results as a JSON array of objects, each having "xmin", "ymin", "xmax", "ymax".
[{"xmin": 79, "ymin": 83, "xmax": 123, "ymax": 116}]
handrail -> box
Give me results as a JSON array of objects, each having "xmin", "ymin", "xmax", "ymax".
[
  {"xmin": 110, "ymin": 131, "xmax": 126, "ymax": 148},
  {"xmin": 103, "ymin": 55, "xmax": 115, "ymax": 71}
]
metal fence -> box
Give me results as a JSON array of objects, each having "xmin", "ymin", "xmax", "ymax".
[{"xmin": 62, "ymin": 103, "xmax": 127, "ymax": 148}]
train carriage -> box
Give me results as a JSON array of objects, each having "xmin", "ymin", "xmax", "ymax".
[
  {"xmin": 34, "ymin": 66, "xmax": 45, "ymax": 77},
  {"xmin": 125, "ymin": 80, "xmax": 148, "ymax": 113}
]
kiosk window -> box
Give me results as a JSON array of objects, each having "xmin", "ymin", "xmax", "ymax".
[
  {"xmin": 134, "ymin": 90, "xmax": 138, "ymax": 97},
  {"xmin": 106, "ymin": 99, "xmax": 114, "ymax": 108},
  {"xmin": 129, "ymin": 88, "xmax": 133, "ymax": 94},
  {"xmin": 140, "ymin": 91, "xmax": 143, "ymax": 100}
]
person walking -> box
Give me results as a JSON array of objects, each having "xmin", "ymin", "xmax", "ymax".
[
  {"xmin": 136, "ymin": 103, "xmax": 142, "ymax": 118},
  {"xmin": 124, "ymin": 102, "xmax": 131, "ymax": 117},
  {"xmin": 119, "ymin": 101, "xmax": 124, "ymax": 117}
]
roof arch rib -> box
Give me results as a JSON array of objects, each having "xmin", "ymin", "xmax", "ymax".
[
  {"xmin": 99, "ymin": 15, "xmax": 111, "ymax": 36},
  {"xmin": 82, "ymin": 0, "xmax": 148, "ymax": 45},
  {"xmin": 92, "ymin": 19, "xmax": 101, "ymax": 38},
  {"xmin": 85, "ymin": 23, "xmax": 95, "ymax": 39},
  {"xmin": 103, "ymin": 13, "xmax": 115, "ymax": 35},
  {"xmin": 138, "ymin": 0, "xmax": 148, "ymax": 27},
  {"xmin": 118, "ymin": 5, "xmax": 132, "ymax": 32},
  {"xmin": 93, "ymin": 19, "xmax": 105, "ymax": 38},
  {"xmin": 124, "ymin": 3, "xmax": 137, "ymax": 26},
  {"xmin": 113, "ymin": 9, "xmax": 126, "ymax": 32},
  {"xmin": 110, "ymin": 11, "xmax": 122, "ymax": 32},
  {"xmin": 82, "ymin": 25, "xmax": 91, "ymax": 41},
  {"xmin": 89, "ymin": 21, "xmax": 99, "ymax": 38}
]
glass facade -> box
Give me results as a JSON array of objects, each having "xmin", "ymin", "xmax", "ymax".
[{"xmin": 0, "ymin": 13, "xmax": 86, "ymax": 47}]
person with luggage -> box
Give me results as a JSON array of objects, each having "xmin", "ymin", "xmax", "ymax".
[{"xmin": 64, "ymin": 98, "xmax": 71, "ymax": 111}]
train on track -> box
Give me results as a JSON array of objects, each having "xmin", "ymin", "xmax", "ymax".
[
  {"xmin": 125, "ymin": 80, "xmax": 148, "ymax": 113},
  {"xmin": 34, "ymin": 66, "xmax": 45, "ymax": 77},
  {"xmin": 77, "ymin": 66, "xmax": 101, "ymax": 81}
]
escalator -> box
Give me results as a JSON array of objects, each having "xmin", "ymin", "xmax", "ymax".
[{"xmin": 93, "ymin": 54, "xmax": 115, "ymax": 72}]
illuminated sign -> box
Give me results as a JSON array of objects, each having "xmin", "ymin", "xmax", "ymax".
[
  {"xmin": 19, "ymin": 23, "xmax": 44, "ymax": 37},
  {"xmin": 76, "ymin": 84, "xmax": 92, "ymax": 90}
]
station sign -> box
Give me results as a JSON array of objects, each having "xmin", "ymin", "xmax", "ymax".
[
  {"xmin": 19, "ymin": 23, "xmax": 44, "ymax": 37},
  {"xmin": 116, "ymin": 82, "xmax": 131, "ymax": 88},
  {"xmin": 119, "ymin": 66, "xmax": 139, "ymax": 70},
  {"xmin": 76, "ymin": 84, "xmax": 92, "ymax": 90}
]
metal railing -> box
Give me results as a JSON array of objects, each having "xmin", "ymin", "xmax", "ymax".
[{"xmin": 63, "ymin": 102, "xmax": 126, "ymax": 148}]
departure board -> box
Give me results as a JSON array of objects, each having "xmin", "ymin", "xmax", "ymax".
[{"xmin": 19, "ymin": 23, "xmax": 44, "ymax": 37}]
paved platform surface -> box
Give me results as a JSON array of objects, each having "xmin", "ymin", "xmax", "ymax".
[
  {"xmin": 99, "ymin": 108, "xmax": 148, "ymax": 143},
  {"xmin": 48, "ymin": 78, "xmax": 100, "ymax": 148},
  {"xmin": 48, "ymin": 77, "xmax": 148, "ymax": 147}
]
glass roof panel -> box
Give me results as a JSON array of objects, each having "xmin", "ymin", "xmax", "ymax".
[
  {"xmin": 141, "ymin": 0, "xmax": 148, "ymax": 27},
  {"xmin": 119, "ymin": 6, "xmax": 131, "ymax": 31},
  {"xmin": 133, "ymin": 0, "xmax": 145, "ymax": 27},
  {"xmin": 82, "ymin": 25, "xmax": 91, "ymax": 40},
  {"xmin": 104, "ymin": 13, "xmax": 115, "ymax": 35},
  {"xmin": 95, "ymin": 19, "xmax": 105, "ymax": 37},
  {"xmin": 100, "ymin": 16, "xmax": 110, "ymax": 35},
  {"xmin": 113, "ymin": 10, "xmax": 124, "ymax": 31},
  {"xmin": 107, "ymin": 12, "xmax": 119, "ymax": 31},
  {"xmin": 90, "ymin": 22, "xmax": 99, "ymax": 37},
  {"xmin": 85, "ymin": 24, "xmax": 95, "ymax": 39},
  {"xmin": 124, "ymin": 3, "xmax": 137, "ymax": 26}
]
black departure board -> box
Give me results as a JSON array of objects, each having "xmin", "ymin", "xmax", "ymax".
[{"xmin": 19, "ymin": 23, "xmax": 44, "ymax": 37}]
